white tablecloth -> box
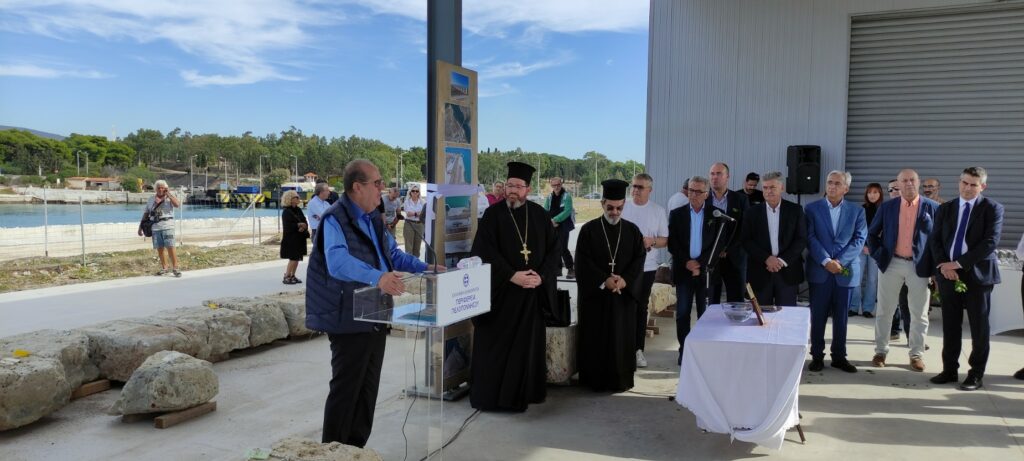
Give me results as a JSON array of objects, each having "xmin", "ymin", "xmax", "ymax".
[{"xmin": 676, "ymin": 305, "xmax": 810, "ymax": 450}]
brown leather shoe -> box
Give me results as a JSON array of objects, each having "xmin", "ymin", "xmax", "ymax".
[
  {"xmin": 872, "ymin": 353, "xmax": 886, "ymax": 368},
  {"xmin": 910, "ymin": 357, "xmax": 925, "ymax": 372}
]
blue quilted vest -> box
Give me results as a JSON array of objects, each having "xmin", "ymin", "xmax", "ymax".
[{"xmin": 305, "ymin": 195, "xmax": 393, "ymax": 334}]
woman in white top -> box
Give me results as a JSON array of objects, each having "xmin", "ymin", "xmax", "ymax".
[{"xmin": 402, "ymin": 186, "xmax": 427, "ymax": 257}]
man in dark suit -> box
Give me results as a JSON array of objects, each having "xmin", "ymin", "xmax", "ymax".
[
  {"xmin": 668, "ymin": 175, "xmax": 715, "ymax": 364},
  {"xmin": 804, "ymin": 170, "xmax": 867, "ymax": 374},
  {"xmin": 928, "ymin": 167, "xmax": 1004, "ymax": 391},
  {"xmin": 867, "ymin": 169, "xmax": 939, "ymax": 372},
  {"xmin": 707, "ymin": 162, "xmax": 750, "ymax": 304},
  {"xmin": 741, "ymin": 171, "xmax": 806, "ymax": 306}
]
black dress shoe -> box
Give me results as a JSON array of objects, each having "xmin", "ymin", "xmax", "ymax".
[
  {"xmin": 1015, "ymin": 368, "xmax": 1024, "ymax": 380},
  {"xmin": 863, "ymin": 312, "xmax": 874, "ymax": 319},
  {"xmin": 959, "ymin": 375, "xmax": 983, "ymax": 391},
  {"xmin": 929, "ymin": 371, "xmax": 958, "ymax": 384},
  {"xmin": 831, "ymin": 359, "xmax": 858, "ymax": 373},
  {"xmin": 848, "ymin": 310, "xmax": 858, "ymax": 317},
  {"xmin": 808, "ymin": 359, "xmax": 824, "ymax": 372}
]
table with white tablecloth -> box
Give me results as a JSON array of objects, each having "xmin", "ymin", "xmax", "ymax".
[{"xmin": 676, "ymin": 304, "xmax": 810, "ymax": 450}]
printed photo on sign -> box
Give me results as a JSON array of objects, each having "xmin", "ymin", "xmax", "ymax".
[
  {"xmin": 444, "ymin": 103, "xmax": 472, "ymax": 144},
  {"xmin": 450, "ymin": 71, "xmax": 469, "ymax": 101},
  {"xmin": 444, "ymin": 146, "xmax": 471, "ymax": 185}
]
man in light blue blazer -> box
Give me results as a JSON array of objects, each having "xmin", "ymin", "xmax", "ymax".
[
  {"xmin": 866, "ymin": 169, "xmax": 939, "ymax": 372},
  {"xmin": 805, "ymin": 170, "xmax": 867, "ymax": 373}
]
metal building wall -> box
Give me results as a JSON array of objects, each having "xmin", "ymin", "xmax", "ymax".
[{"xmin": 647, "ymin": 0, "xmax": 993, "ymax": 207}]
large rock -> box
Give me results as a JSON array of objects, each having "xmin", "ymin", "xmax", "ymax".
[
  {"xmin": 258, "ymin": 291, "xmax": 313, "ymax": 337},
  {"xmin": 0, "ymin": 329, "xmax": 98, "ymax": 389},
  {"xmin": 108, "ymin": 351, "xmax": 218, "ymax": 416},
  {"xmin": 76, "ymin": 319, "xmax": 203, "ymax": 382},
  {"xmin": 205, "ymin": 297, "xmax": 289, "ymax": 347},
  {"xmin": 0, "ymin": 357, "xmax": 71, "ymax": 430},
  {"xmin": 269, "ymin": 437, "xmax": 382, "ymax": 461},
  {"xmin": 546, "ymin": 325, "xmax": 577, "ymax": 385},
  {"xmin": 649, "ymin": 283, "xmax": 676, "ymax": 314},
  {"xmin": 151, "ymin": 307, "xmax": 251, "ymax": 360}
]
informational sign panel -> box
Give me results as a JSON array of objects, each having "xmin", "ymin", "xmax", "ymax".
[{"xmin": 432, "ymin": 61, "xmax": 479, "ymax": 267}]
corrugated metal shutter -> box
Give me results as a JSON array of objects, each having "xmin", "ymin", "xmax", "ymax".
[{"xmin": 845, "ymin": 3, "xmax": 1024, "ymax": 248}]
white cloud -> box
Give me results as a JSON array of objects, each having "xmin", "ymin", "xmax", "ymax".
[
  {"xmin": 0, "ymin": 0, "xmax": 343, "ymax": 86},
  {"xmin": 478, "ymin": 55, "xmax": 571, "ymax": 79},
  {"xmin": 0, "ymin": 63, "xmax": 111, "ymax": 79},
  {"xmin": 478, "ymin": 82, "xmax": 515, "ymax": 98},
  {"xmin": 353, "ymin": 0, "xmax": 648, "ymax": 35}
]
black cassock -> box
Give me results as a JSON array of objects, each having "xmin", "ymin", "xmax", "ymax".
[
  {"xmin": 469, "ymin": 200, "xmax": 559, "ymax": 411},
  {"xmin": 575, "ymin": 217, "xmax": 645, "ymax": 392}
]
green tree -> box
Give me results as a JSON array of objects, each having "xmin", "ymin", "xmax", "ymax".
[{"xmin": 263, "ymin": 168, "xmax": 290, "ymax": 191}]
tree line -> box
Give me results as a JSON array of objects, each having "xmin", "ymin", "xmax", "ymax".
[{"xmin": 0, "ymin": 127, "xmax": 643, "ymax": 191}]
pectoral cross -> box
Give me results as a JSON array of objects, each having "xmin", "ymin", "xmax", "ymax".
[
  {"xmin": 520, "ymin": 244, "xmax": 531, "ymax": 263},
  {"xmin": 608, "ymin": 261, "xmax": 616, "ymax": 273}
]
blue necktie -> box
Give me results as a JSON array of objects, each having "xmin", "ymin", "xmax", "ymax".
[{"xmin": 952, "ymin": 202, "xmax": 970, "ymax": 259}]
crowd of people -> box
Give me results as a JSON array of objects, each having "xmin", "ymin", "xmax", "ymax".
[{"xmin": 210, "ymin": 157, "xmax": 1020, "ymax": 451}]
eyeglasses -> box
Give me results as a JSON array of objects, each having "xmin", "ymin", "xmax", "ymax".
[
  {"xmin": 361, "ymin": 179, "xmax": 384, "ymax": 188},
  {"xmin": 410, "ymin": 190, "xmax": 420, "ymax": 194},
  {"xmin": 604, "ymin": 205, "xmax": 624, "ymax": 212},
  {"xmin": 888, "ymin": 188, "xmax": 899, "ymax": 193},
  {"xmin": 688, "ymin": 189, "xmax": 708, "ymax": 195},
  {"xmin": 631, "ymin": 184, "xmax": 646, "ymax": 190},
  {"xmin": 505, "ymin": 183, "xmax": 527, "ymax": 190}
]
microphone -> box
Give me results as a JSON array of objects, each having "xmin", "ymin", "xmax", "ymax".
[{"xmin": 712, "ymin": 209, "xmax": 736, "ymax": 222}]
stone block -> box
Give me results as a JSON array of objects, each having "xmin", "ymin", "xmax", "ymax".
[
  {"xmin": 0, "ymin": 357, "xmax": 71, "ymax": 431},
  {"xmin": 0, "ymin": 329, "xmax": 98, "ymax": 389},
  {"xmin": 649, "ymin": 283, "xmax": 676, "ymax": 314},
  {"xmin": 151, "ymin": 307, "xmax": 252, "ymax": 360},
  {"xmin": 205, "ymin": 297, "xmax": 289, "ymax": 347},
  {"xmin": 76, "ymin": 320, "xmax": 203, "ymax": 382},
  {"xmin": 545, "ymin": 324, "xmax": 577, "ymax": 385},
  {"xmin": 269, "ymin": 437, "xmax": 383, "ymax": 461},
  {"xmin": 258, "ymin": 291, "xmax": 313, "ymax": 337},
  {"xmin": 108, "ymin": 351, "xmax": 218, "ymax": 416}
]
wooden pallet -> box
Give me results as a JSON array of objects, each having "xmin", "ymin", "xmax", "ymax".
[
  {"xmin": 121, "ymin": 401, "xmax": 217, "ymax": 429},
  {"xmin": 71, "ymin": 379, "xmax": 111, "ymax": 400}
]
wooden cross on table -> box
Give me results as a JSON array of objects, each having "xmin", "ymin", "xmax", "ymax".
[{"xmin": 520, "ymin": 244, "xmax": 531, "ymax": 263}]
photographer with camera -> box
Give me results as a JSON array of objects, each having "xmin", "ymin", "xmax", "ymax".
[{"xmin": 138, "ymin": 179, "xmax": 182, "ymax": 277}]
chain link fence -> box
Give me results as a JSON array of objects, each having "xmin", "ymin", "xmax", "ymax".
[{"xmin": 0, "ymin": 187, "xmax": 281, "ymax": 263}]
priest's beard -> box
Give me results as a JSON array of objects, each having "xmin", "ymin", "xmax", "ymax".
[
  {"xmin": 603, "ymin": 215, "xmax": 620, "ymax": 225},
  {"xmin": 507, "ymin": 197, "xmax": 525, "ymax": 209}
]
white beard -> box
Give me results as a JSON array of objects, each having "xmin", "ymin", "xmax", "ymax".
[
  {"xmin": 508, "ymin": 198, "xmax": 525, "ymax": 209},
  {"xmin": 603, "ymin": 215, "xmax": 620, "ymax": 225}
]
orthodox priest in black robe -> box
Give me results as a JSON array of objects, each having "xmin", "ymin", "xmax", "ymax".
[
  {"xmin": 469, "ymin": 161, "xmax": 559, "ymax": 412},
  {"xmin": 575, "ymin": 179, "xmax": 646, "ymax": 392}
]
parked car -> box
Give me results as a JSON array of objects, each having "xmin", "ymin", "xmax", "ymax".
[{"xmin": 583, "ymin": 192, "xmax": 601, "ymax": 199}]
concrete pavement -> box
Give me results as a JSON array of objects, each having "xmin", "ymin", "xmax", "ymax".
[{"xmin": 1, "ymin": 262, "xmax": 1023, "ymax": 460}]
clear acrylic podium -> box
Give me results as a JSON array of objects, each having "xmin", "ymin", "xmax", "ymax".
[{"xmin": 353, "ymin": 264, "xmax": 490, "ymax": 460}]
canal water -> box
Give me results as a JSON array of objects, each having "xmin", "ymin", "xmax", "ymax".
[{"xmin": 0, "ymin": 203, "xmax": 283, "ymax": 228}]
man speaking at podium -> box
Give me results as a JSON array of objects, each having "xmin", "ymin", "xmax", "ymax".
[
  {"xmin": 305, "ymin": 159, "xmax": 440, "ymax": 447},
  {"xmin": 470, "ymin": 161, "xmax": 560, "ymax": 412}
]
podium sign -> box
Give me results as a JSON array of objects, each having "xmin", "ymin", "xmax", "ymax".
[
  {"xmin": 354, "ymin": 264, "xmax": 490, "ymax": 328},
  {"xmin": 433, "ymin": 263, "xmax": 490, "ymax": 326}
]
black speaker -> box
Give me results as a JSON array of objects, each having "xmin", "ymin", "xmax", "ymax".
[{"xmin": 786, "ymin": 145, "xmax": 821, "ymax": 195}]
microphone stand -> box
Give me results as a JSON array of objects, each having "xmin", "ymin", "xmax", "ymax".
[{"xmin": 704, "ymin": 219, "xmax": 729, "ymax": 312}]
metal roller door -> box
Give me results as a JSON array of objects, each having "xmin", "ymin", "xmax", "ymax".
[{"xmin": 845, "ymin": 2, "xmax": 1024, "ymax": 248}]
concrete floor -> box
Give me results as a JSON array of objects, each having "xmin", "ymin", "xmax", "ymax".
[{"xmin": 1, "ymin": 263, "xmax": 1023, "ymax": 460}]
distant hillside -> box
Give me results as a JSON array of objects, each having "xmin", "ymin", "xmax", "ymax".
[{"xmin": 0, "ymin": 125, "xmax": 65, "ymax": 141}]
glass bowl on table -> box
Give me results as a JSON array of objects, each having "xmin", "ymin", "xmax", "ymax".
[{"xmin": 722, "ymin": 302, "xmax": 754, "ymax": 324}]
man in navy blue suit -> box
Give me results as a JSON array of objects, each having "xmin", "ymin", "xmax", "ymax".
[
  {"xmin": 928, "ymin": 167, "xmax": 1004, "ymax": 391},
  {"xmin": 804, "ymin": 171, "xmax": 867, "ymax": 373},
  {"xmin": 668, "ymin": 175, "xmax": 715, "ymax": 364},
  {"xmin": 740, "ymin": 171, "xmax": 806, "ymax": 307},
  {"xmin": 867, "ymin": 169, "xmax": 939, "ymax": 372}
]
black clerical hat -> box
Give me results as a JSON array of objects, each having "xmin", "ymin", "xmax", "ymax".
[
  {"xmin": 601, "ymin": 179, "xmax": 629, "ymax": 200},
  {"xmin": 506, "ymin": 161, "xmax": 536, "ymax": 185}
]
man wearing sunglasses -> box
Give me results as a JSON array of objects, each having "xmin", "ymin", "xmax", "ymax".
[{"xmin": 621, "ymin": 173, "xmax": 669, "ymax": 368}]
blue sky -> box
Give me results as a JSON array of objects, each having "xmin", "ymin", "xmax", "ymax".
[{"xmin": 0, "ymin": 1, "xmax": 649, "ymax": 162}]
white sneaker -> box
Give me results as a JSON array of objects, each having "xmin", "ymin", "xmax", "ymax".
[{"xmin": 636, "ymin": 350, "xmax": 648, "ymax": 368}]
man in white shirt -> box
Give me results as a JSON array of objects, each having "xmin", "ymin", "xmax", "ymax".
[
  {"xmin": 621, "ymin": 173, "xmax": 669, "ymax": 368},
  {"xmin": 306, "ymin": 182, "xmax": 332, "ymax": 242},
  {"xmin": 667, "ymin": 179, "xmax": 689, "ymax": 212}
]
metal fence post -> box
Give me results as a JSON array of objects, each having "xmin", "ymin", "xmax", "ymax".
[
  {"xmin": 79, "ymin": 194, "xmax": 86, "ymax": 266},
  {"xmin": 43, "ymin": 186, "xmax": 49, "ymax": 258}
]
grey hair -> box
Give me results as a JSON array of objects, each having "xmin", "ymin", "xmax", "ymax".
[
  {"xmin": 634, "ymin": 173, "xmax": 653, "ymax": 184},
  {"xmin": 281, "ymin": 190, "xmax": 300, "ymax": 206},
  {"xmin": 314, "ymin": 182, "xmax": 330, "ymax": 194},
  {"xmin": 762, "ymin": 171, "xmax": 784, "ymax": 183},
  {"xmin": 688, "ymin": 175, "xmax": 709, "ymax": 188},
  {"xmin": 962, "ymin": 166, "xmax": 988, "ymax": 185},
  {"xmin": 154, "ymin": 179, "xmax": 168, "ymax": 189},
  {"xmin": 827, "ymin": 170, "xmax": 852, "ymax": 186}
]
